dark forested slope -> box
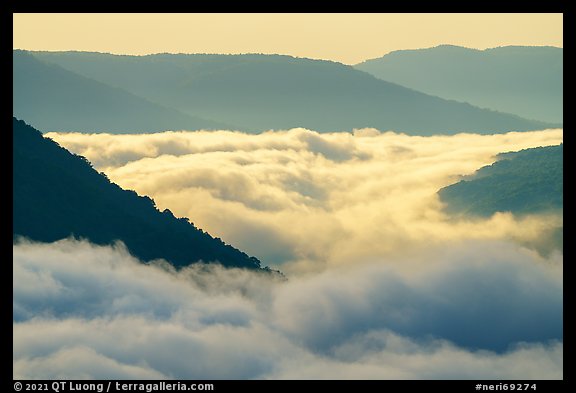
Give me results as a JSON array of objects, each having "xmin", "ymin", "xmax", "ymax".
[
  {"xmin": 438, "ymin": 144, "xmax": 563, "ymax": 255},
  {"xmin": 438, "ymin": 144, "xmax": 563, "ymax": 216},
  {"xmin": 13, "ymin": 118, "xmax": 262, "ymax": 269}
]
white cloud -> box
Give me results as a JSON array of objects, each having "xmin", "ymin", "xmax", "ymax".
[
  {"xmin": 17, "ymin": 128, "xmax": 562, "ymax": 379},
  {"xmin": 13, "ymin": 238, "xmax": 562, "ymax": 379}
]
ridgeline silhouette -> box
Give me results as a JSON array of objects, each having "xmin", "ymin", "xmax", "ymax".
[
  {"xmin": 438, "ymin": 144, "xmax": 563, "ymax": 255},
  {"xmin": 13, "ymin": 118, "xmax": 263, "ymax": 270},
  {"xmin": 355, "ymin": 45, "xmax": 563, "ymax": 124}
]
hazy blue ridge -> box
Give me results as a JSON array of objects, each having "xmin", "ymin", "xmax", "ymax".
[
  {"xmin": 439, "ymin": 144, "xmax": 562, "ymax": 216},
  {"xmin": 13, "ymin": 50, "xmax": 234, "ymax": 133},
  {"xmin": 355, "ymin": 45, "xmax": 563, "ymax": 124},
  {"xmin": 25, "ymin": 50, "xmax": 555, "ymax": 135},
  {"xmin": 13, "ymin": 117, "xmax": 263, "ymax": 270}
]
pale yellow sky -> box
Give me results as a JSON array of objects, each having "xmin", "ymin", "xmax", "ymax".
[{"xmin": 13, "ymin": 13, "xmax": 563, "ymax": 65}]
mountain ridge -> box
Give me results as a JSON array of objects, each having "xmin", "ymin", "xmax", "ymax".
[
  {"xmin": 355, "ymin": 45, "xmax": 563, "ymax": 123},
  {"xmin": 438, "ymin": 144, "xmax": 563, "ymax": 217},
  {"xmin": 22, "ymin": 50, "xmax": 557, "ymax": 134},
  {"xmin": 13, "ymin": 117, "xmax": 263, "ymax": 270},
  {"xmin": 13, "ymin": 50, "xmax": 235, "ymax": 133},
  {"xmin": 438, "ymin": 143, "xmax": 563, "ymax": 256}
]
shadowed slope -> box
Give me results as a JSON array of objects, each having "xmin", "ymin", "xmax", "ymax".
[{"xmin": 13, "ymin": 118, "xmax": 262, "ymax": 269}]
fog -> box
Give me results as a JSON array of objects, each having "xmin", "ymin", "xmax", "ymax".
[
  {"xmin": 14, "ymin": 238, "xmax": 562, "ymax": 379},
  {"xmin": 14, "ymin": 127, "xmax": 563, "ymax": 379},
  {"xmin": 47, "ymin": 128, "xmax": 563, "ymax": 273}
]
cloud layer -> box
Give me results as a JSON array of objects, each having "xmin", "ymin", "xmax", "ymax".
[
  {"xmin": 14, "ymin": 238, "xmax": 562, "ymax": 379},
  {"xmin": 47, "ymin": 128, "xmax": 563, "ymax": 272},
  {"xmin": 16, "ymin": 128, "xmax": 562, "ymax": 379}
]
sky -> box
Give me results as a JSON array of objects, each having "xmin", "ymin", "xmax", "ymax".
[{"xmin": 13, "ymin": 13, "xmax": 563, "ymax": 64}]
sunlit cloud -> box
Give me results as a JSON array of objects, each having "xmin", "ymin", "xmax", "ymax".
[
  {"xmin": 13, "ymin": 238, "xmax": 562, "ymax": 379},
  {"xmin": 47, "ymin": 128, "xmax": 563, "ymax": 272}
]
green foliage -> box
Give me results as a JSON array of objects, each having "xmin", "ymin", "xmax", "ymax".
[
  {"xmin": 438, "ymin": 144, "xmax": 563, "ymax": 255},
  {"xmin": 438, "ymin": 144, "xmax": 563, "ymax": 216},
  {"xmin": 13, "ymin": 118, "xmax": 262, "ymax": 269}
]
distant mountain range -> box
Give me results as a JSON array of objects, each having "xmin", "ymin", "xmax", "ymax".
[
  {"xmin": 355, "ymin": 45, "xmax": 563, "ymax": 124},
  {"xmin": 13, "ymin": 117, "xmax": 263, "ymax": 270},
  {"xmin": 15, "ymin": 50, "xmax": 557, "ymax": 135}
]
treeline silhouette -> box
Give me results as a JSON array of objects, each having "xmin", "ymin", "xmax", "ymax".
[
  {"xmin": 13, "ymin": 118, "xmax": 262, "ymax": 269},
  {"xmin": 18, "ymin": 50, "xmax": 555, "ymax": 135}
]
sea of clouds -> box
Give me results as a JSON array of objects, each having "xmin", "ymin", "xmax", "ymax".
[
  {"xmin": 47, "ymin": 127, "xmax": 563, "ymax": 272},
  {"xmin": 14, "ymin": 128, "xmax": 563, "ymax": 379}
]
